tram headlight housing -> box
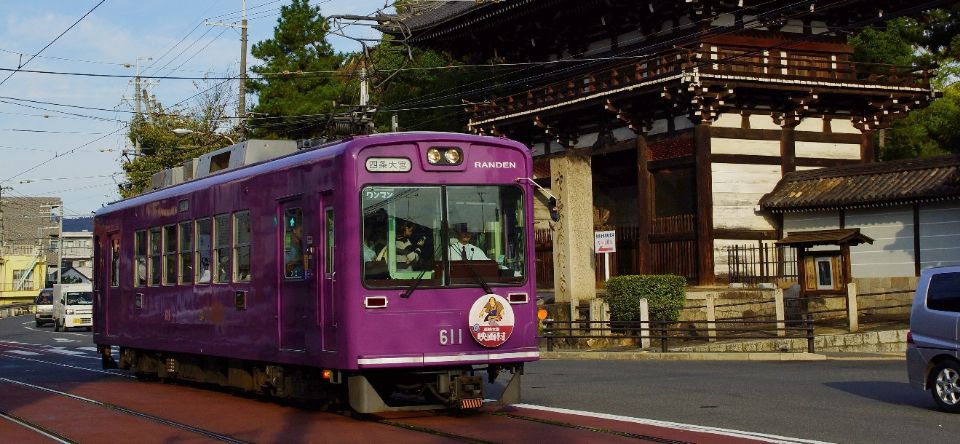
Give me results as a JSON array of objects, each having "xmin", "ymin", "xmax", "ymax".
[
  {"xmin": 427, "ymin": 148, "xmax": 442, "ymax": 164},
  {"xmin": 426, "ymin": 147, "xmax": 463, "ymax": 166},
  {"xmin": 444, "ymin": 149, "xmax": 462, "ymax": 164}
]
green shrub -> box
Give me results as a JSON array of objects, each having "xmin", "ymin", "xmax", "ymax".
[{"xmin": 604, "ymin": 275, "xmax": 686, "ymax": 323}]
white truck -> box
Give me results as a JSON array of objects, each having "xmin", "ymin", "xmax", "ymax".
[{"xmin": 52, "ymin": 283, "xmax": 93, "ymax": 332}]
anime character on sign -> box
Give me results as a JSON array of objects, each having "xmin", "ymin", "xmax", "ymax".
[
  {"xmin": 468, "ymin": 294, "xmax": 515, "ymax": 348},
  {"xmin": 478, "ymin": 296, "xmax": 504, "ymax": 326}
]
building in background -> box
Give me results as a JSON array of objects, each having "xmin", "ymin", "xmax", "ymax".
[
  {"xmin": 0, "ymin": 196, "xmax": 63, "ymax": 293},
  {"xmin": 0, "ymin": 245, "xmax": 46, "ymax": 303},
  {"xmin": 385, "ymin": 1, "xmax": 938, "ymax": 311},
  {"xmin": 57, "ymin": 231, "xmax": 94, "ymax": 283}
]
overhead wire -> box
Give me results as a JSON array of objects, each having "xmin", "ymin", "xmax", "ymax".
[{"xmin": 0, "ymin": 0, "xmax": 106, "ymax": 90}]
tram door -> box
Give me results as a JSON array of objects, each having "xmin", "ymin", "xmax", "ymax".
[
  {"xmin": 278, "ymin": 197, "xmax": 314, "ymax": 351},
  {"xmin": 105, "ymin": 234, "xmax": 120, "ymax": 336},
  {"xmin": 97, "ymin": 232, "xmax": 120, "ymax": 336},
  {"xmin": 320, "ymin": 194, "xmax": 337, "ymax": 351}
]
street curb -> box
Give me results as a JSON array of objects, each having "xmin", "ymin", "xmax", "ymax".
[{"xmin": 539, "ymin": 351, "xmax": 828, "ymax": 361}]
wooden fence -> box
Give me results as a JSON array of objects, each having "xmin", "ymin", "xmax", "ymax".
[{"xmin": 726, "ymin": 243, "xmax": 798, "ymax": 286}]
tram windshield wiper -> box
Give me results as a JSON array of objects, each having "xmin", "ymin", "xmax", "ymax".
[
  {"xmin": 401, "ymin": 242, "xmax": 443, "ymax": 299},
  {"xmin": 453, "ymin": 246, "xmax": 493, "ymax": 295}
]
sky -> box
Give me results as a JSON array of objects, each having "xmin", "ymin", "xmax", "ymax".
[{"xmin": 0, "ymin": 0, "xmax": 390, "ymax": 217}]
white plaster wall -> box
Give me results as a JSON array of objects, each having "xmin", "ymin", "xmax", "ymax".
[
  {"xmin": 782, "ymin": 211, "xmax": 842, "ymax": 252},
  {"xmin": 831, "ymin": 119, "xmax": 860, "ymax": 134},
  {"xmin": 618, "ymin": 30, "xmax": 642, "ymax": 46},
  {"xmin": 919, "ymin": 202, "xmax": 960, "ymax": 269},
  {"xmin": 585, "ymin": 38, "xmax": 612, "ymax": 56},
  {"xmin": 795, "ymin": 117, "xmax": 823, "ymax": 132},
  {"xmin": 713, "ymin": 113, "xmax": 741, "ymax": 128},
  {"xmin": 846, "ymin": 207, "xmax": 916, "ymax": 278},
  {"xmin": 574, "ymin": 132, "xmax": 599, "ymax": 149},
  {"xmin": 783, "ymin": 211, "xmax": 841, "ymax": 232},
  {"xmin": 712, "ymin": 163, "xmax": 780, "ymax": 231},
  {"xmin": 796, "ymin": 141, "xmax": 860, "ymax": 160},
  {"xmin": 748, "ymin": 115, "xmax": 780, "ymax": 130},
  {"xmin": 712, "ymin": 138, "xmax": 780, "ymax": 156}
]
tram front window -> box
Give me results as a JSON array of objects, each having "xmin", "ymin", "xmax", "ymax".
[
  {"xmin": 361, "ymin": 185, "xmax": 526, "ymax": 288},
  {"xmin": 362, "ymin": 186, "xmax": 443, "ymax": 287},
  {"xmin": 446, "ymin": 186, "xmax": 525, "ymax": 286}
]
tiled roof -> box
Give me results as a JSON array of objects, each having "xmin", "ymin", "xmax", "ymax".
[
  {"xmin": 760, "ymin": 156, "xmax": 960, "ymax": 211},
  {"xmin": 776, "ymin": 229, "xmax": 874, "ymax": 247},
  {"xmin": 388, "ymin": 2, "xmax": 481, "ymax": 32}
]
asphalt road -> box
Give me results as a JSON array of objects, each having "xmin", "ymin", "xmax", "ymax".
[
  {"xmin": 521, "ymin": 359, "xmax": 959, "ymax": 443},
  {"xmin": 2, "ymin": 314, "xmax": 957, "ymax": 443}
]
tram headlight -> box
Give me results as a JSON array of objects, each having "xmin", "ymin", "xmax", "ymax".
[
  {"xmin": 443, "ymin": 148, "xmax": 462, "ymax": 165},
  {"xmin": 427, "ymin": 148, "xmax": 442, "ymax": 164}
]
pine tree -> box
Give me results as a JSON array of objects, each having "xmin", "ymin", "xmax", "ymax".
[{"xmin": 247, "ymin": 0, "xmax": 348, "ymax": 139}]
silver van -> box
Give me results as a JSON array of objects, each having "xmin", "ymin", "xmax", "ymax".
[{"xmin": 907, "ymin": 266, "xmax": 960, "ymax": 412}]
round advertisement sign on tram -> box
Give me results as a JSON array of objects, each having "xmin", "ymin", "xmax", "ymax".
[{"xmin": 468, "ymin": 294, "xmax": 515, "ymax": 348}]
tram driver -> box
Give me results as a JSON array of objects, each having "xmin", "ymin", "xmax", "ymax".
[{"xmin": 448, "ymin": 225, "xmax": 489, "ymax": 261}]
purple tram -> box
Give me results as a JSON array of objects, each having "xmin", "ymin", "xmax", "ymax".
[{"xmin": 92, "ymin": 132, "xmax": 539, "ymax": 412}]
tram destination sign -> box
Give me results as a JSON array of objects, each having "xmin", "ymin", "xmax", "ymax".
[{"xmin": 366, "ymin": 157, "xmax": 412, "ymax": 172}]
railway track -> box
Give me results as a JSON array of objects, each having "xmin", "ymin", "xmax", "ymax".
[{"xmin": 1, "ymin": 348, "xmax": 781, "ymax": 443}]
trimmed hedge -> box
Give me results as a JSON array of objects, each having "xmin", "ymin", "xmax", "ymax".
[{"xmin": 605, "ymin": 275, "xmax": 686, "ymax": 323}]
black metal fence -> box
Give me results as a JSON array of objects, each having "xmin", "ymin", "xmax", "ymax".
[{"xmin": 541, "ymin": 318, "xmax": 815, "ymax": 353}]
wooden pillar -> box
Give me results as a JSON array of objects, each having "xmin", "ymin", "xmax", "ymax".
[
  {"xmin": 861, "ymin": 129, "xmax": 876, "ymax": 163},
  {"xmin": 913, "ymin": 203, "xmax": 921, "ymax": 276},
  {"xmin": 694, "ymin": 122, "xmax": 715, "ymax": 285},
  {"xmin": 550, "ymin": 154, "xmax": 597, "ymax": 316},
  {"xmin": 840, "ymin": 244, "xmax": 853, "ymax": 285},
  {"xmin": 636, "ymin": 135, "xmax": 652, "ymax": 275},
  {"xmin": 780, "ymin": 122, "xmax": 797, "ymax": 175}
]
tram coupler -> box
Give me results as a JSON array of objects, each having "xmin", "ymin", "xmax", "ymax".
[
  {"xmin": 98, "ymin": 344, "xmax": 118, "ymax": 369},
  {"xmin": 451, "ymin": 374, "xmax": 484, "ymax": 409}
]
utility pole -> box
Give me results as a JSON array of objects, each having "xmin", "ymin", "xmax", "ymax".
[
  {"xmin": 207, "ymin": 0, "xmax": 248, "ymax": 139},
  {"xmin": 57, "ymin": 204, "xmax": 63, "ymax": 285},
  {"xmin": 124, "ymin": 56, "xmax": 152, "ymax": 156},
  {"xmin": 239, "ymin": 0, "xmax": 247, "ymax": 131},
  {"xmin": 0, "ymin": 186, "xmax": 7, "ymax": 251}
]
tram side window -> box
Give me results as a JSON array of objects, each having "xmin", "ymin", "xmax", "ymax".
[
  {"xmin": 110, "ymin": 238, "xmax": 120, "ymax": 288},
  {"xmin": 284, "ymin": 208, "xmax": 304, "ymax": 279},
  {"xmin": 134, "ymin": 230, "xmax": 147, "ymax": 287},
  {"xmin": 179, "ymin": 221, "xmax": 193, "ymax": 284},
  {"xmin": 214, "ymin": 214, "xmax": 231, "ymax": 283},
  {"xmin": 163, "ymin": 225, "xmax": 177, "ymax": 285},
  {"xmin": 234, "ymin": 211, "xmax": 251, "ymax": 282},
  {"xmin": 149, "ymin": 227, "xmax": 162, "ymax": 286},
  {"xmin": 195, "ymin": 218, "xmax": 212, "ymax": 284}
]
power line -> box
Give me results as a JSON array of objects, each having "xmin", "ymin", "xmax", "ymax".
[
  {"xmin": 0, "ymin": 0, "xmax": 106, "ymax": 90},
  {"xmin": 0, "ymin": 128, "xmax": 124, "ymax": 186},
  {"xmin": 0, "ymin": 128, "xmax": 110, "ymax": 135}
]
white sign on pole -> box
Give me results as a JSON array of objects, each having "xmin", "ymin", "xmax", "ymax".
[{"xmin": 594, "ymin": 230, "xmax": 616, "ymax": 253}]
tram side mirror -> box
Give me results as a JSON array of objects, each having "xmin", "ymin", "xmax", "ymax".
[{"xmin": 548, "ymin": 197, "xmax": 560, "ymax": 222}]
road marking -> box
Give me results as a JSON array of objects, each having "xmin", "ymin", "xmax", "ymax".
[
  {"xmin": 4, "ymin": 350, "xmax": 41, "ymax": 356},
  {"xmin": 0, "ymin": 343, "xmax": 99, "ymax": 361},
  {"xmin": 76, "ymin": 347, "xmax": 99, "ymax": 352},
  {"xmin": 49, "ymin": 348, "xmax": 89, "ymax": 357},
  {"xmin": 0, "ymin": 354, "xmax": 132, "ymax": 378},
  {"xmin": 53, "ymin": 338, "xmax": 76, "ymax": 343},
  {"xmin": 513, "ymin": 404, "xmax": 832, "ymax": 444}
]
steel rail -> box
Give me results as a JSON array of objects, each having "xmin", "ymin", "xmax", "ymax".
[{"xmin": 0, "ymin": 377, "xmax": 249, "ymax": 444}]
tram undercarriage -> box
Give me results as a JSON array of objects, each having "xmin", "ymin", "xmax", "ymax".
[{"xmin": 110, "ymin": 346, "xmax": 523, "ymax": 413}]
